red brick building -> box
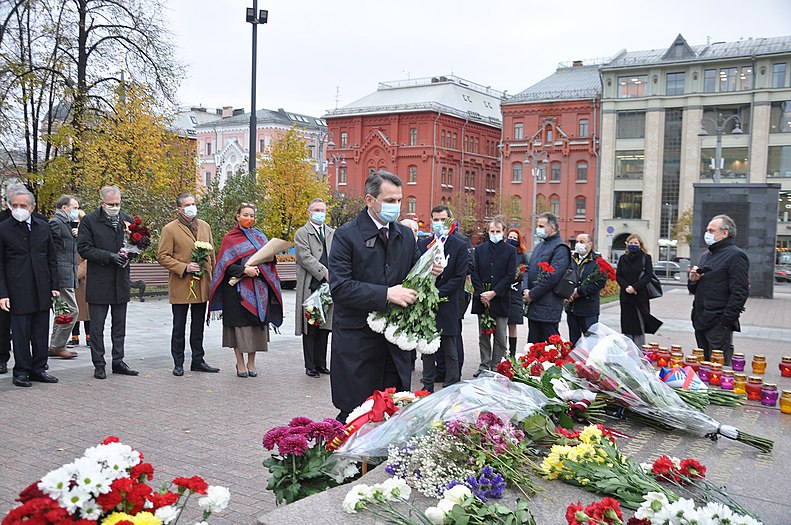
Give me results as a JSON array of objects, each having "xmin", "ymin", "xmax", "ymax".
[
  {"xmin": 500, "ymin": 63, "xmax": 601, "ymax": 247},
  {"xmin": 324, "ymin": 76, "xmax": 505, "ymax": 235}
]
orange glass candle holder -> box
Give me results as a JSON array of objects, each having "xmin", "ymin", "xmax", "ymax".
[
  {"xmin": 733, "ymin": 373, "xmax": 748, "ymax": 395},
  {"xmin": 691, "ymin": 348, "xmax": 704, "ymax": 361},
  {"xmin": 670, "ymin": 352, "xmax": 684, "ymax": 368},
  {"xmin": 656, "ymin": 349, "xmax": 671, "ymax": 368},
  {"xmin": 708, "ymin": 363, "xmax": 722, "ymax": 386},
  {"xmin": 746, "ymin": 376, "xmax": 763, "ymax": 401},
  {"xmin": 752, "ymin": 354, "xmax": 766, "ymax": 374},
  {"xmin": 780, "ymin": 356, "xmax": 791, "ymax": 378},
  {"xmin": 710, "ymin": 349, "xmax": 725, "ymax": 365},
  {"xmin": 780, "ymin": 390, "xmax": 791, "ymax": 414}
]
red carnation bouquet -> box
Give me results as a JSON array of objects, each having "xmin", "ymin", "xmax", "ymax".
[{"xmin": 51, "ymin": 296, "xmax": 73, "ymax": 325}]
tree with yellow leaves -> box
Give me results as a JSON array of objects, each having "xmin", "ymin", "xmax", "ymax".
[{"xmin": 256, "ymin": 126, "xmax": 329, "ymax": 241}]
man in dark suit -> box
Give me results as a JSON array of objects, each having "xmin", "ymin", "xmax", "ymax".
[
  {"xmin": 0, "ymin": 189, "xmax": 60, "ymax": 387},
  {"xmin": 329, "ymin": 170, "xmax": 442, "ymax": 421},
  {"xmin": 77, "ymin": 185, "xmax": 137, "ymax": 380},
  {"xmin": 417, "ymin": 205, "xmax": 468, "ymax": 392}
]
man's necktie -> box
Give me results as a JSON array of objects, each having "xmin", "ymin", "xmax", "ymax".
[
  {"xmin": 318, "ymin": 226, "xmax": 325, "ymax": 243},
  {"xmin": 379, "ymin": 226, "xmax": 389, "ymax": 246}
]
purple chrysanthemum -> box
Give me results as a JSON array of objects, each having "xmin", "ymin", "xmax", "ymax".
[
  {"xmin": 277, "ymin": 433, "xmax": 310, "ymax": 456},
  {"xmin": 288, "ymin": 416, "xmax": 314, "ymax": 428},
  {"xmin": 262, "ymin": 426, "xmax": 288, "ymax": 450}
]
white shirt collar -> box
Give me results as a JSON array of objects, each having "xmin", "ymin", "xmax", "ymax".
[
  {"xmin": 367, "ymin": 209, "xmax": 387, "ymax": 230},
  {"xmin": 310, "ymin": 221, "xmax": 324, "ymax": 234}
]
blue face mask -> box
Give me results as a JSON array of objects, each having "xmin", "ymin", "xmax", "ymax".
[
  {"xmin": 490, "ymin": 233, "xmax": 504, "ymax": 244},
  {"xmin": 311, "ymin": 211, "xmax": 326, "ymax": 224},
  {"xmin": 432, "ymin": 221, "xmax": 446, "ymax": 237},
  {"xmin": 535, "ymin": 227, "xmax": 547, "ymax": 240},
  {"xmin": 375, "ymin": 198, "xmax": 400, "ymax": 223},
  {"xmin": 507, "ymin": 238, "xmax": 519, "ymax": 247},
  {"xmin": 627, "ymin": 244, "xmax": 640, "ymax": 253},
  {"xmin": 69, "ymin": 209, "xmax": 80, "ymax": 221}
]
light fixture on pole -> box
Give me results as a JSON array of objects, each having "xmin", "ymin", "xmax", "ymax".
[
  {"xmin": 524, "ymin": 149, "xmax": 549, "ymax": 247},
  {"xmin": 327, "ymin": 140, "xmax": 346, "ymax": 193},
  {"xmin": 246, "ymin": 2, "xmax": 268, "ymax": 177},
  {"xmin": 698, "ymin": 112, "xmax": 742, "ymax": 183}
]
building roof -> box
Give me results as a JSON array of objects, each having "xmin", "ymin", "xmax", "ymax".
[
  {"xmin": 196, "ymin": 107, "xmax": 327, "ymax": 131},
  {"xmin": 325, "ymin": 75, "xmax": 505, "ymax": 128},
  {"xmin": 504, "ymin": 64, "xmax": 602, "ymax": 104},
  {"xmin": 603, "ymin": 34, "xmax": 791, "ymax": 70},
  {"xmin": 171, "ymin": 107, "xmax": 223, "ymax": 138}
]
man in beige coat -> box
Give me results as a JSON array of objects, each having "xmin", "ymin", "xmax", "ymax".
[
  {"xmin": 157, "ymin": 193, "xmax": 220, "ymax": 376},
  {"xmin": 294, "ymin": 198, "xmax": 334, "ymax": 378}
]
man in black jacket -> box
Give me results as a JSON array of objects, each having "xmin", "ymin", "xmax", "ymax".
[
  {"xmin": 565, "ymin": 233, "xmax": 608, "ymax": 345},
  {"xmin": 688, "ymin": 214, "xmax": 749, "ymax": 366},
  {"xmin": 77, "ymin": 186, "xmax": 138, "ymax": 379},
  {"xmin": 417, "ymin": 205, "xmax": 469, "ymax": 391},
  {"xmin": 0, "ymin": 190, "xmax": 60, "ymax": 387},
  {"xmin": 48, "ymin": 195, "xmax": 81, "ymax": 360}
]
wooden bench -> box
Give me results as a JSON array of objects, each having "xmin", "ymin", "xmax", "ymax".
[
  {"xmin": 276, "ymin": 261, "xmax": 297, "ymax": 290},
  {"xmin": 129, "ymin": 263, "xmax": 170, "ymax": 302}
]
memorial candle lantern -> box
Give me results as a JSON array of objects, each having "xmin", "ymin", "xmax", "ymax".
[
  {"xmin": 733, "ymin": 373, "xmax": 748, "ymax": 395},
  {"xmin": 720, "ymin": 369, "xmax": 734, "ymax": 390},
  {"xmin": 731, "ymin": 352, "xmax": 746, "ymax": 372},
  {"xmin": 780, "ymin": 390, "xmax": 791, "ymax": 415},
  {"xmin": 761, "ymin": 383, "xmax": 779, "ymax": 407},
  {"xmin": 745, "ymin": 376, "xmax": 763, "ymax": 401},
  {"xmin": 670, "ymin": 351, "xmax": 684, "ymax": 368},
  {"xmin": 708, "ymin": 363, "xmax": 722, "ymax": 386},
  {"xmin": 710, "ymin": 349, "xmax": 725, "ymax": 365},
  {"xmin": 779, "ymin": 356, "xmax": 791, "ymax": 378},
  {"xmin": 691, "ymin": 348, "xmax": 704, "ymax": 362},
  {"xmin": 671, "ymin": 344, "xmax": 682, "ymax": 354},
  {"xmin": 698, "ymin": 361, "xmax": 711, "ymax": 383},
  {"xmin": 641, "ymin": 344, "xmax": 655, "ymax": 362},
  {"xmin": 656, "ymin": 348, "xmax": 671, "ymax": 368},
  {"xmin": 752, "ymin": 354, "xmax": 766, "ymax": 374},
  {"xmin": 684, "ymin": 355, "xmax": 700, "ymax": 373},
  {"xmin": 650, "ymin": 342, "xmax": 659, "ymax": 349}
]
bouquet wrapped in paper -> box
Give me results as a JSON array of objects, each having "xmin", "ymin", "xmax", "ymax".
[
  {"xmin": 228, "ymin": 238, "xmax": 294, "ymax": 285},
  {"xmin": 562, "ymin": 323, "xmax": 772, "ymax": 453},
  {"xmin": 303, "ymin": 282, "xmax": 333, "ymax": 326},
  {"xmin": 366, "ymin": 220, "xmax": 454, "ymax": 355}
]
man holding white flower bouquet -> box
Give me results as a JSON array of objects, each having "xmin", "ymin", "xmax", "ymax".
[
  {"xmin": 157, "ymin": 193, "xmax": 219, "ymax": 376},
  {"xmin": 329, "ymin": 170, "xmax": 444, "ymax": 422}
]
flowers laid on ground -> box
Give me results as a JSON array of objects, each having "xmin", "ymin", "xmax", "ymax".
[
  {"xmin": 644, "ymin": 455, "xmax": 706, "ymax": 484},
  {"xmin": 303, "ymin": 282, "xmax": 333, "ymax": 326},
  {"xmin": 1, "ymin": 436, "xmax": 229, "ymax": 525},
  {"xmin": 632, "ymin": 492, "xmax": 763, "ymax": 525},
  {"xmin": 566, "ymin": 497, "xmax": 625, "ymax": 525},
  {"xmin": 188, "ymin": 240, "xmax": 213, "ymax": 299},
  {"xmin": 52, "ymin": 296, "xmax": 73, "ymax": 325},
  {"xmin": 262, "ymin": 416, "xmax": 355, "ymax": 505},
  {"xmin": 367, "ymin": 220, "xmax": 454, "ymax": 355}
]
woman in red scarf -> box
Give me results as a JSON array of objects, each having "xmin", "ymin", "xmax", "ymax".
[{"xmin": 209, "ymin": 203, "xmax": 283, "ymax": 377}]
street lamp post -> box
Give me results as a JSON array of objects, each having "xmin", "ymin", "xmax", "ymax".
[
  {"xmin": 245, "ymin": 3, "xmax": 268, "ymax": 176},
  {"xmin": 698, "ymin": 113, "xmax": 743, "ymax": 183},
  {"xmin": 524, "ymin": 149, "xmax": 549, "ymax": 247}
]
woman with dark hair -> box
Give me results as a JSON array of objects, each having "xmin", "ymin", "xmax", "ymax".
[
  {"xmin": 506, "ymin": 228, "xmax": 530, "ymax": 356},
  {"xmin": 209, "ymin": 203, "xmax": 283, "ymax": 377},
  {"xmin": 616, "ymin": 234, "xmax": 662, "ymax": 346}
]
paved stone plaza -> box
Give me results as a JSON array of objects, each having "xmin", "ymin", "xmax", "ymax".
[{"xmin": 1, "ymin": 283, "xmax": 790, "ymax": 524}]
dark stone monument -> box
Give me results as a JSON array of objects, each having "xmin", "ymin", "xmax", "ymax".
[{"xmin": 692, "ymin": 183, "xmax": 780, "ymax": 298}]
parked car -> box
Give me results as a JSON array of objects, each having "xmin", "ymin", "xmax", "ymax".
[
  {"xmin": 653, "ymin": 261, "xmax": 681, "ymax": 280},
  {"xmin": 775, "ymin": 266, "xmax": 791, "ymax": 283}
]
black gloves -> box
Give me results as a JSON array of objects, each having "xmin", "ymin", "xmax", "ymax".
[{"xmin": 110, "ymin": 253, "xmax": 128, "ymax": 267}]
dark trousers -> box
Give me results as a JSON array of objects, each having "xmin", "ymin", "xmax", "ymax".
[
  {"xmin": 72, "ymin": 321, "xmax": 90, "ymax": 337},
  {"xmin": 171, "ymin": 302, "xmax": 207, "ymax": 366},
  {"xmin": 436, "ymin": 319, "xmax": 465, "ymax": 379},
  {"xmin": 89, "ymin": 302, "xmax": 128, "ymax": 368},
  {"xmin": 527, "ymin": 320, "xmax": 560, "ymax": 344},
  {"xmin": 0, "ymin": 308, "xmax": 10, "ymax": 365},
  {"xmin": 421, "ymin": 335, "xmax": 459, "ymax": 390},
  {"xmin": 302, "ymin": 325, "xmax": 329, "ymax": 370},
  {"xmin": 695, "ymin": 324, "xmax": 735, "ymax": 366},
  {"xmin": 11, "ymin": 310, "xmax": 49, "ymax": 378},
  {"xmin": 567, "ymin": 313, "xmax": 599, "ymax": 346}
]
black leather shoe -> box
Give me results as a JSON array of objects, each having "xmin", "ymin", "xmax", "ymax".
[
  {"xmin": 30, "ymin": 371, "xmax": 59, "ymax": 383},
  {"xmin": 12, "ymin": 376, "xmax": 31, "ymax": 387},
  {"xmin": 191, "ymin": 362, "xmax": 220, "ymax": 373},
  {"xmin": 0, "ymin": 362, "xmax": 7, "ymax": 374},
  {"xmin": 173, "ymin": 365, "xmax": 184, "ymax": 376},
  {"xmin": 112, "ymin": 362, "xmax": 139, "ymax": 376},
  {"xmin": 236, "ymin": 365, "xmax": 248, "ymax": 378},
  {"xmin": 472, "ymin": 370, "xmax": 483, "ymax": 378},
  {"xmin": 317, "ymin": 367, "xmax": 331, "ymax": 374},
  {"xmin": 94, "ymin": 367, "xmax": 106, "ymax": 380},
  {"xmin": 306, "ymin": 368, "xmax": 320, "ymax": 378}
]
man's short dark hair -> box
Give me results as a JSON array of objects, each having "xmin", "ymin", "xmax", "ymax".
[
  {"xmin": 538, "ymin": 212, "xmax": 559, "ymax": 232},
  {"xmin": 364, "ymin": 169, "xmax": 402, "ymax": 198},
  {"xmin": 431, "ymin": 205, "xmax": 452, "ymax": 218},
  {"xmin": 714, "ymin": 214, "xmax": 737, "ymax": 239},
  {"xmin": 176, "ymin": 193, "xmax": 194, "ymax": 207},
  {"xmin": 56, "ymin": 195, "xmax": 76, "ymax": 209}
]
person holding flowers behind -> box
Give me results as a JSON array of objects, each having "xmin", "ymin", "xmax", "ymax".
[
  {"xmin": 506, "ymin": 228, "xmax": 530, "ymax": 357},
  {"xmin": 471, "ymin": 216, "xmax": 517, "ymax": 377},
  {"xmin": 157, "ymin": 193, "xmax": 220, "ymax": 377},
  {"xmin": 209, "ymin": 203, "xmax": 282, "ymax": 378},
  {"xmin": 566, "ymin": 233, "xmax": 612, "ymax": 345}
]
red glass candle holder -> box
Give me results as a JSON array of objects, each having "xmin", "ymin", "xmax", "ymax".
[
  {"xmin": 708, "ymin": 363, "xmax": 722, "ymax": 386},
  {"xmin": 746, "ymin": 376, "xmax": 763, "ymax": 401},
  {"xmin": 780, "ymin": 356, "xmax": 791, "ymax": 378}
]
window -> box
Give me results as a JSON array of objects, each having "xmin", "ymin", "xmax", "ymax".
[
  {"xmin": 703, "ymin": 69, "xmax": 717, "ymax": 93},
  {"xmin": 618, "ymin": 75, "xmax": 647, "ymax": 98},
  {"xmin": 512, "ymin": 162, "xmax": 522, "ymax": 183},
  {"xmin": 578, "ymin": 119, "xmax": 589, "ymax": 137},
  {"xmin": 739, "ymin": 66, "xmax": 753, "ymax": 91},
  {"xmin": 773, "ymin": 63, "xmax": 787, "ymax": 88},
  {"xmin": 550, "ymin": 163, "xmax": 561, "ymax": 182},
  {"xmin": 550, "ymin": 196, "xmax": 560, "ymax": 216},
  {"xmin": 205, "ymin": 171, "xmax": 211, "ymax": 186},
  {"xmin": 770, "ymin": 101, "xmax": 791, "ymax": 133},
  {"xmin": 441, "ymin": 131, "xmax": 445, "ymax": 148},
  {"xmin": 514, "ymin": 123, "xmax": 524, "ymax": 140},
  {"xmin": 470, "ymin": 171, "xmax": 476, "ymax": 190},
  {"xmin": 447, "ymin": 168, "xmax": 453, "ymax": 187},
  {"xmin": 701, "ymin": 147, "xmax": 749, "ymax": 180},
  {"xmin": 190, "ymin": 115, "xmax": 198, "ymax": 125},
  {"xmin": 409, "ymin": 128, "xmax": 417, "ymax": 146},
  {"xmin": 464, "ymin": 171, "xmax": 470, "ymax": 188},
  {"xmin": 575, "ymin": 197, "xmax": 586, "ymax": 218},
  {"xmin": 702, "ymin": 106, "xmax": 750, "ymax": 134},
  {"xmin": 576, "ymin": 162, "xmax": 588, "ymax": 182},
  {"xmin": 408, "ymin": 165, "xmax": 417, "ymax": 183},
  {"xmin": 719, "ymin": 67, "xmax": 738, "ymax": 92},
  {"xmin": 339, "ymin": 167, "xmax": 347, "ymax": 184},
  {"xmin": 441, "ymin": 167, "xmax": 447, "ymax": 185},
  {"xmin": 452, "ymin": 133, "xmax": 457, "ymax": 149},
  {"xmin": 259, "ymin": 139, "xmax": 265, "ymax": 153},
  {"xmin": 614, "ymin": 191, "xmax": 643, "ymax": 219},
  {"xmin": 536, "ymin": 164, "xmax": 547, "ymax": 182},
  {"xmin": 616, "ymin": 111, "xmax": 646, "ymax": 139},
  {"xmin": 666, "ymin": 72, "xmax": 685, "ymax": 96},
  {"xmin": 545, "ymin": 128, "xmax": 553, "ymax": 144},
  {"xmin": 768, "ymin": 146, "xmax": 791, "ymax": 178},
  {"xmin": 340, "ymin": 132, "xmax": 348, "ymax": 148},
  {"xmin": 615, "ymin": 151, "xmax": 645, "ymax": 180},
  {"xmin": 206, "ymin": 141, "xmax": 212, "ymax": 155},
  {"xmin": 475, "ymin": 138, "xmax": 479, "ymax": 153},
  {"xmin": 407, "ymin": 197, "xmax": 416, "ymax": 215}
]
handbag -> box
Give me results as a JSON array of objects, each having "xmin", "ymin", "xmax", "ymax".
[
  {"xmin": 639, "ymin": 270, "xmax": 663, "ymax": 299},
  {"xmin": 553, "ymin": 267, "xmax": 578, "ymax": 298}
]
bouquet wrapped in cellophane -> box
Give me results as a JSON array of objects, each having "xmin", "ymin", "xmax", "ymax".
[
  {"xmin": 303, "ymin": 282, "xmax": 333, "ymax": 326},
  {"xmin": 562, "ymin": 323, "xmax": 773, "ymax": 453},
  {"xmin": 366, "ymin": 219, "xmax": 454, "ymax": 355}
]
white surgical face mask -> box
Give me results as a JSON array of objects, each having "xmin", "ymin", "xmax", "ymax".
[
  {"xmin": 12, "ymin": 208, "xmax": 30, "ymax": 222},
  {"xmin": 69, "ymin": 209, "xmax": 80, "ymax": 221},
  {"xmin": 704, "ymin": 232, "xmax": 716, "ymax": 246},
  {"xmin": 575, "ymin": 243, "xmax": 589, "ymax": 255},
  {"xmin": 311, "ymin": 211, "xmax": 326, "ymax": 224},
  {"xmin": 104, "ymin": 205, "xmax": 120, "ymax": 217},
  {"xmin": 183, "ymin": 205, "xmax": 198, "ymax": 218},
  {"xmin": 490, "ymin": 233, "xmax": 503, "ymax": 244},
  {"xmin": 536, "ymin": 227, "xmax": 547, "ymax": 239}
]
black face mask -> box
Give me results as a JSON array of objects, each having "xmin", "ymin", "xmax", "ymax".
[
  {"xmin": 507, "ymin": 239, "xmax": 519, "ymax": 247},
  {"xmin": 627, "ymin": 245, "xmax": 641, "ymax": 253}
]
